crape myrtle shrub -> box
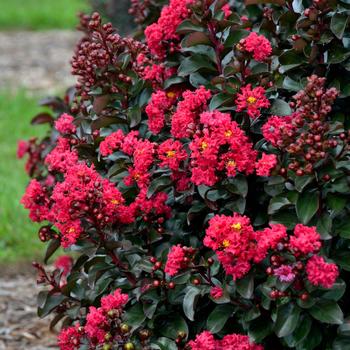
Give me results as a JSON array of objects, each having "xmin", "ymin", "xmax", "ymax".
[{"xmin": 19, "ymin": 0, "xmax": 350, "ymax": 349}]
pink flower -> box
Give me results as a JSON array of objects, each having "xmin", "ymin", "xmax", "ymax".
[
  {"xmin": 171, "ymin": 86, "xmax": 211, "ymax": 138},
  {"xmin": 222, "ymin": 4, "xmax": 232, "ymax": 18},
  {"xmin": 146, "ymin": 90, "xmax": 174, "ymax": 134},
  {"xmin": 274, "ymin": 265, "xmax": 295, "ymax": 282},
  {"xmin": 101, "ymin": 288, "xmax": 128, "ymax": 312},
  {"xmin": 188, "ymin": 331, "xmax": 263, "ymax": 350},
  {"xmin": 45, "ymin": 137, "xmax": 79, "ymax": 173},
  {"xmin": 306, "ymin": 255, "xmax": 339, "ymax": 289},
  {"xmin": 210, "ymin": 286, "xmax": 223, "ymax": 299},
  {"xmin": 188, "ymin": 331, "xmax": 216, "ymax": 350},
  {"xmin": 204, "ymin": 214, "xmax": 256, "ymax": 280},
  {"xmin": 20, "ymin": 179, "xmax": 50, "ymax": 222},
  {"xmin": 145, "ymin": 0, "xmax": 194, "ymax": 58},
  {"xmin": 255, "ymin": 153, "xmax": 277, "ymax": 176},
  {"xmin": 290, "ymin": 224, "xmax": 321, "ymax": 255},
  {"xmin": 55, "ymin": 113, "xmax": 76, "ymax": 134},
  {"xmin": 17, "ymin": 140, "xmax": 29, "ymax": 158},
  {"xmin": 99, "ymin": 129, "xmax": 124, "ymax": 156},
  {"xmin": 262, "ymin": 115, "xmax": 295, "ymax": 147},
  {"xmin": 58, "ymin": 325, "xmax": 82, "ymax": 350},
  {"xmin": 158, "ymin": 139, "xmax": 187, "ymax": 170},
  {"xmin": 241, "ymin": 32, "xmax": 272, "ymax": 61},
  {"xmin": 221, "ymin": 333, "xmax": 264, "ymax": 350},
  {"xmin": 235, "ymin": 84, "xmax": 270, "ymax": 118},
  {"xmin": 255, "ymin": 224, "xmax": 287, "ymax": 262},
  {"xmin": 165, "ymin": 244, "xmax": 187, "ymax": 276},
  {"xmin": 54, "ymin": 255, "xmax": 73, "ymax": 277},
  {"xmin": 85, "ymin": 307, "xmax": 108, "ymax": 344}
]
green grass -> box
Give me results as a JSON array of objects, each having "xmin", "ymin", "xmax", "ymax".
[
  {"xmin": 0, "ymin": 0, "xmax": 89, "ymax": 30},
  {"xmin": 0, "ymin": 90, "xmax": 50, "ymax": 262}
]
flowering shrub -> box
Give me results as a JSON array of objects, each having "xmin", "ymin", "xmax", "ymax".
[{"xmin": 20, "ymin": 0, "xmax": 350, "ymax": 349}]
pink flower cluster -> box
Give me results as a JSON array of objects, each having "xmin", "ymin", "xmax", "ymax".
[
  {"xmin": 145, "ymin": 0, "xmax": 194, "ymax": 58},
  {"xmin": 55, "ymin": 113, "xmax": 77, "ymax": 135},
  {"xmin": 171, "ymin": 86, "xmax": 212, "ymax": 138},
  {"xmin": 261, "ymin": 115, "xmax": 295, "ymax": 147},
  {"xmin": 306, "ymin": 255, "xmax": 339, "ymax": 289},
  {"xmin": 188, "ymin": 331, "xmax": 263, "ymax": 350},
  {"xmin": 145, "ymin": 90, "xmax": 175, "ymax": 134},
  {"xmin": 45, "ymin": 137, "xmax": 79, "ymax": 172},
  {"xmin": 240, "ymin": 32, "xmax": 272, "ymax": 62},
  {"xmin": 164, "ymin": 244, "xmax": 195, "ymax": 276},
  {"xmin": 189, "ymin": 110, "xmax": 257, "ymax": 185},
  {"xmin": 58, "ymin": 289, "xmax": 128, "ymax": 349},
  {"xmin": 236, "ymin": 84, "xmax": 270, "ymax": 118},
  {"xmin": 289, "ymin": 224, "xmax": 321, "ymax": 255},
  {"xmin": 255, "ymin": 153, "xmax": 277, "ymax": 176},
  {"xmin": 158, "ymin": 139, "xmax": 187, "ymax": 171},
  {"xmin": 204, "ymin": 214, "xmax": 266, "ymax": 279}
]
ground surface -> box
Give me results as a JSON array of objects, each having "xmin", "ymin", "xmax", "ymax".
[{"xmin": 0, "ymin": 266, "xmax": 57, "ymax": 350}]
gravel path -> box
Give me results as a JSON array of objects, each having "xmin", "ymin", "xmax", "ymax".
[
  {"xmin": 0, "ymin": 30, "xmax": 81, "ymax": 92},
  {"xmin": 0, "ymin": 271, "xmax": 57, "ymax": 350}
]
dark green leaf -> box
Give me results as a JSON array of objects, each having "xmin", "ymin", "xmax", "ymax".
[
  {"xmin": 274, "ymin": 303, "xmax": 301, "ymax": 337},
  {"xmin": 296, "ymin": 191, "xmax": 319, "ymax": 224},
  {"xmin": 330, "ymin": 13, "xmax": 349, "ymax": 39},
  {"xmin": 183, "ymin": 287, "xmax": 201, "ymax": 321},
  {"xmin": 270, "ymin": 99, "xmax": 292, "ymax": 116},
  {"xmin": 309, "ymin": 301, "xmax": 343, "ymax": 324},
  {"xmin": 207, "ymin": 305, "xmax": 234, "ymax": 333},
  {"xmin": 125, "ymin": 303, "xmax": 146, "ymax": 328},
  {"xmin": 44, "ymin": 238, "xmax": 61, "ymax": 264}
]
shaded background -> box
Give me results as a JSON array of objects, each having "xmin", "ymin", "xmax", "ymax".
[{"xmin": 0, "ymin": 3, "xmax": 134, "ymax": 348}]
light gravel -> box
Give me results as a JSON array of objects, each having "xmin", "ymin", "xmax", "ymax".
[{"xmin": 0, "ymin": 30, "xmax": 81, "ymax": 92}]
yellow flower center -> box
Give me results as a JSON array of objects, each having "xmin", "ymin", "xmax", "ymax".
[
  {"xmin": 222, "ymin": 239, "xmax": 231, "ymax": 248},
  {"xmin": 225, "ymin": 130, "xmax": 233, "ymax": 137},
  {"xmin": 133, "ymin": 173, "xmax": 140, "ymax": 180},
  {"xmin": 167, "ymin": 91, "xmax": 176, "ymax": 98},
  {"xmin": 68, "ymin": 227, "xmax": 76, "ymax": 233},
  {"xmin": 201, "ymin": 141, "xmax": 208, "ymax": 150},
  {"xmin": 111, "ymin": 199, "xmax": 120, "ymax": 205},
  {"xmin": 166, "ymin": 150, "xmax": 176, "ymax": 158},
  {"xmin": 231, "ymin": 222, "xmax": 242, "ymax": 231},
  {"xmin": 227, "ymin": 160, "xmax": 236, "ymax": 168},
  {"xmin": 247, "ymin": 96, "xmax": 257, "ymax": 104}
]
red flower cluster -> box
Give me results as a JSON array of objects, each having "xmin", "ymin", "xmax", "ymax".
[
  {"xmin": 240, "ymin": 32, "xmax": 272, "ymax": 62},
  {"xmin": 289, "ymin": 224, "xmax": 321, "ymax": 255},
  {"xmin": 20, "ymin": 179, "xmax": 51, "ymax": 222},
  {"xmin": 204, "ymin": 213, "xmax": 259, "ymax": 279},
  {"xmin": 99, "ymin": 129, "xmax": 124, "ymax": 156},
  {"xmin": 188, "ymin": 331, "xmax": 263, "ymax": 350},
  {"xmin": 145, "ymin": 90, "xmax": 175, "ymax": 134},
  {"xmin": 158, "ymin": 139, "xmax": 187, "ymax": 171},
  {"xmin": 306, "ymin": 255, "xmax": 339, "ymax": 289},
  {"xmin": 145, "ymin": 0, "xmax": 194, "ymax": 58},
  {"xmin": 261, "ymin": 115, "xmax": 295, "ymax": 147},
  {"xmin": 58, "ymin": 325, "xmax": 82, "ymax": 350},
  {"xmin": 55, "ymin": 113, "xmax": 76, "ymax": 135},
  {"xmin": 255, "ymin": 153, "xmax": 277, "ymax": 176},
  {"xmin": 171, "ymin": 86, "xmax": 212, "ymax": 138},
  {"xmin": 235, "ymin": 84, "xmax": 270, "ymax": 118},
  {"xmin": 58, "ymin": 289, "xmax": 128, "ymax": 349},
  {"xmin": 45, "ymin": 137, "xmax": 79, "ymax": 172},
  {"xmin": 165, "ymin": 244, "xmax": 195, "ymax": 276},
  {"xmin": 189, "ymin": 110, "xmax": 256, "ymax": 186}
]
